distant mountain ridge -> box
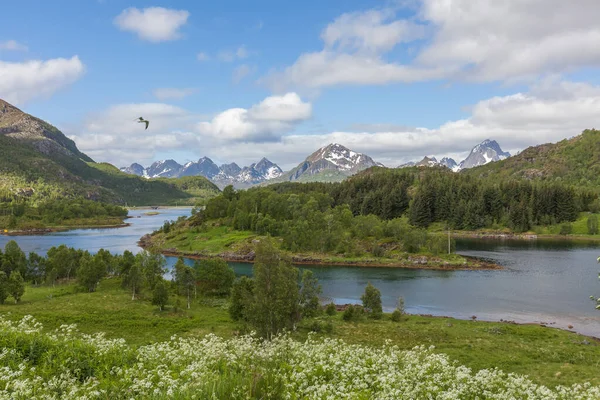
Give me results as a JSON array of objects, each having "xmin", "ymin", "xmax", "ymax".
[
  {"xmin": 399, "ymin": 139, "xmax": 510, "ymax": 172},
  {"xmin": 121, "ymin": 157, "xmax": 284, "ymax": 189}
]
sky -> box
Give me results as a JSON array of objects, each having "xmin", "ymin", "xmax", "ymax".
[{"xmin": 2, "ymin": 0, "xmax": 600, "ymax": 170}]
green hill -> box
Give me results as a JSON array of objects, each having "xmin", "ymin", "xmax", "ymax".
[
  {"xmin": 464, "ymin": 129, "xmax": 600, "ymax": 188},
  {"xmin": 0, "ymin": 99, "xmax": 220, "ymax": 206}
]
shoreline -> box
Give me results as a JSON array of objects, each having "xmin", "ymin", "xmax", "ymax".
[
  {"xmin": 452, "ymin": 231, "xmax": 600, "ymax": 242},
  {"xmin": 400, "ymin": 312, "xmax": 600, "ymax": 340},
  {"xmin": 140, "ymin": 238, "xmax": 503, "ymax": 271},
  {"xmin": 0, "ymin": 222, "xmax": 131, "ymax": 236}
]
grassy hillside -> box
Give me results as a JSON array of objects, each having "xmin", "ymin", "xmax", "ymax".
[
  {"xmin": 465, "ymin": 129, "xmax": 600, "ymax": 188},
  {"xmin": 0, "ymin": 99, "xmax": 220, "ymax": 206}
]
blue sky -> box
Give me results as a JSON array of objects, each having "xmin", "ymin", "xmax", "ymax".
[{"xmin": 1, "ymin": 0, "xmax": 600, "ymax": 169}]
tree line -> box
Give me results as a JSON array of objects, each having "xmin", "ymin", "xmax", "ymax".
[
  {"xmin": 194, "ymin": 168, "xmax": 597, "ymax": 241},
  {"xmin": 0, "ymin": 197, "xmax": 127, "ymax": 229}
]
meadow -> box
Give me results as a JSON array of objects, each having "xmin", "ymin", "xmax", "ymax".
[{"xmin": 0, "ymin": 279, "xmax": 599, "ymax": 397}]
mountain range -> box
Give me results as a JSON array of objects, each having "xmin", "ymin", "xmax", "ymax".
[
  {"xmin": 122, "ymin": 140, "xmax": 512, "ymax": 188},
  {"xmin": 121, "ymin": 157, "xmax": 284, "ymax": 189},
  {"xmin": 398, "ymin": 139, "xmax": 511, "ymax": 171},
  {"xmin": 122, "ymin": 143, "xmax": 384, "ymax": 188}
]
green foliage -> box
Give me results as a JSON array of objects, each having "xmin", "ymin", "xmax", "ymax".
[
  {"xmin": 342, "ymin": 304, "xmax": 364, "ymax": 322},
  {"xmin": 122, "ymin": 258, "xmax": 143, "ymax": 300},
  {"xmin": 465, "ymin": 129, "xmax": 600, "ymax": 190},
  {"xmin": 0, "ymin": 133, "xmax": 220, "ymax": 207},
  {"xmin": 194, "ymin": 258, "xmax": 235, "ymax": 297},
  {"xmin": 559, "ymin": 223, "xmax": 573, "ymax": 235},
  {"xmin": 2, "ymin": 240, "xmax": 26, "ymax": 277},
  {"xmin": 247, "ymin": 240, "xmax": 300, "ymax": 338},
  {"xmin": 173, "ymin": 258, "xmax": 196, "ymax": 309},
  {"xmin": 151, "ymin": 278, "xmax": 169, "ymax": 311},
  {"xmin": 76, "ymin": 252, "xmax": 107, "ymax": 293},
  {"xmin": 0, "ymin": 271, "xmax": 8, "ymax": 304},
  {"xmin": 229, "ymin": 276, "xmax": 254, "ymax": 322},
  {"xmin": 391, "ymin": 309, "xmax": 403, "ymax": 322},
  {"xmin": 361, "ymin": 282, "xmax": 383, "ymax": 319},
  {"xmin": 392, "ymin": 297, "xmax": 405, "ymax": 322},
  {"xmin": 299, "ymin": 270, "xmax": 322, "ymax": 318},
  {"xmin": 325, "ymin": 302, "xmax": 337, "ymax": 316},
  {"xmin": 587, "ymin": 215, "xmax": 599, "ymax": 235},
  {"xmin": 8, "ymin": 270, "xmax": 25, "ymax": 303}
]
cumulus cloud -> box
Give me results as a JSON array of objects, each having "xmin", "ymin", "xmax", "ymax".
[
  {"xmin": 0, "ymin": 40, "xmax": 28, "ymax": 51},
  {"xmin": 152, "ymin": 87, "xmax": 197, "ymax": 101},
  {"xmin": 202, "ymin": 79, "xmax": 600, "ymax": 169},
  {"xmin": 0, "ymin": 56, "xmax": 85, "ymax": 105},
  {"xmin": 69, "ymin": 103, "xmax": 202, "ymax": 166},
  {"xmin": 265, "ymin": 0, "xmax": 600, "ymax": 91},
  {"xmin": 114, "ymin": 7, "xmax": 190, "ymax": 42},
  {"xmin": 70, "ymin": 80, "xmax": 599, "ymax": 170},
  {"xmin": 197, "ymin": 93, "xmax": 312, "ymax": 141},
  {"xmin": 69, "ymin": 93, "xmax": 312, "ymax": 166}
]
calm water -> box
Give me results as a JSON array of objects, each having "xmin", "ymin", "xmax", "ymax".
[{"xmin": 1, "ymin": 208, "xmax": 600, "ymax": 337}]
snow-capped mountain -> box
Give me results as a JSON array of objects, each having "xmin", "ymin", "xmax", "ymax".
[
  {"xmin": 278, "ymin": 143, "xmax": 383, "ymax": 182},
  {"xmin": 218, "ymin": 163, "xmax": 241, "ymax": 178},
  {"xmin": 398, "ymin": 139, "xmax": 509, "ymax": 172},
  {"xmin": 214, "ymin": 158, "xmax": 284, "ymax": 188},
  {"xmin": 439, "ymin": 157, "xmax": 459, "ymax": 171},
  {"xmin": 146, "ymin": 159, "xmax": 182, "ymax": 178},
  {"xmin": 180, "ymin": 157, "xmax": 220, "ymax": 178},
  {"xmin": 119, "ymin": 163, "xmax": 145, "ymax": 176},
  {"xmin": 398, "ymin": 156, "xmax": 441, "ymax": 168},
  {"xmin": 120, "ymin": 157, "xmax": 283, "ymax": 188},
  {"xmin": 458, "ymin": 139, "xmax": 510, "ymax": 170}
]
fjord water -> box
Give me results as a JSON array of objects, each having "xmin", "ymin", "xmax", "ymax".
[{"xmin": 1, "ymin": 208, "xmax": 599, "ymax": 337}]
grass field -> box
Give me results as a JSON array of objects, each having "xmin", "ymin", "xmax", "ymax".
[{"xmin": 1, "ymin": 280, "xmax": 599, "ymax": 389}]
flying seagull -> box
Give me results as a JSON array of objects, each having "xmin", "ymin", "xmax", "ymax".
[{"xmin": 137, "ymin": 117, "xmax": 149, "ymax": 130}]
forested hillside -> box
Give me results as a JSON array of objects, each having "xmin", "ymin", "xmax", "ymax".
[
  {"xmin": 149, "ymin": 167, "xmax": 598, "ymax": 266},
  {"xmin": 0, "ymin": 99, "xmax": 220, "ymax": 206},
  {"xmin": 465, "ymin": 129, "xmax": 600, "ymax": 188}
]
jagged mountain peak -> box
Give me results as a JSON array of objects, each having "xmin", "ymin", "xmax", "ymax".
[
  {"xmin": 459, "ymin": 139, "xmax": 510, "ymax": 170},
  {"xmin": 120, "ymin": 156, "xmax": 283, "ymax": 188}
]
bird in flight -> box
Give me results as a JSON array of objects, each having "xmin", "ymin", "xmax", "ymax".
[{"xmin": 137, "ymin": 117, "xmax": 149, "ymax": 130}]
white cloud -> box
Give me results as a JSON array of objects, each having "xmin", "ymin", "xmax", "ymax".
[
  {"xmin": 322, "ymin": 9, "xmax": 426, "ymax": 54},
  {"xmin": 206, "ymin": 79, "xmax": 600, "ymax": 169},
  {"xmin": 114, "ymin": 7, "xmax": 190, "ymax": 42},
  {"xmin": 70, "ymin": 80, "xmax": 599, "ymax": 170},
  {"xmin": 197, "ymin": 93, "xmax": 312, "ymax": 141},
  {"xmin": 0, "ymin": 56, "xmax": 85, "ymax": 105},
  {"xmin": 232, "ymin": 64, "xmax": 255, "ymax": 83},
  {"xmin": 152, "ymin": 87, "xmax": 197, "ymax": 101},
  {"xmin": 69, "ymin": 94, "xmax": 312, "ymax": 166},
  {"xmin": 69, "ymin": 103, "xmax": 202, "ymax": 166},
  {"xmin": 0, "ymin": 40, "xmax": 28, "ymax": 51},
  {"xmin": 196, "ymin": 52, "xmax": 210, "ymax": 61},
  {"xmin": 265, "ymin": 1, "xmax": 600, "ymax": 91}
]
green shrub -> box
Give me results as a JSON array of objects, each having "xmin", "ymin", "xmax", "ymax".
[{"xmin": 325, "ymin": 302, "xmax": 336, "ymax": 316}]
